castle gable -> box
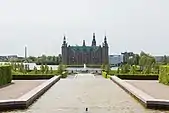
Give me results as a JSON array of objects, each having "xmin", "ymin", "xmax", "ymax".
[{"xmin": 70, "ymin": 46, "xmax": 99, "ymax": 53}]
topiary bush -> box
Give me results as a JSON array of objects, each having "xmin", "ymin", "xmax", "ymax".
[
  {"xmin": 159, "ymin": 65, "xmax": 169, "ymax": 85},
  {"xmin": 109, "ymin": 70, "xmax": 118, "ymax": 75},
  {"xmin": 102, "ymin": 71, "xmax": 111, "ymax": 79},
  {"xmin": 61, "ymin": 71, "xmax": 68, "ymax": 78},
  {"xmin": 0, "ymin": 66, "xmax": 12, "ymax": 86}
]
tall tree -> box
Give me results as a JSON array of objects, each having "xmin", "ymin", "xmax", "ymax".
[
  {"xmin": 40, "ymin": 64, "xmax": 45, "ymax": 74},
  {"xmin": 162, "ymin": 55, "xmax": 167, "ymax": 65}
]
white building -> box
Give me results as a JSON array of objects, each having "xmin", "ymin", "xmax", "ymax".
[{"xmin": 109, "ymin": 55, "xmax": 123, "ymax": 66}]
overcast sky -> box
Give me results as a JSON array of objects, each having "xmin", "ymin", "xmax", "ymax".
[{"xmin": 0, "ymin": 0, "xmax": 169, "ymax": 56}]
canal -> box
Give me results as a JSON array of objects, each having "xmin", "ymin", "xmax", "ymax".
[{"xmin": 5, "ymin": 74, "xmax": 167, "ymax": 113}]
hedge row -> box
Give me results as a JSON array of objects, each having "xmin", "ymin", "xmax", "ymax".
[
  {"xmin": 116, "ymin": 74, "xmax": 158, "ymax": 80},
  {"xmin": 0, "ymin": 66, "xmax": 12, "ymax": 86},
  {"xmin": 102, "ymin": 71, "xmax": 110, "ymax": 79},
  {"xmin": 13, "ymin": 74, "xmax": 55, "ymax": 80},
  {"xmin": 116, "ymin": 74, "xmax": 158, "ymax": 76},
  {"xmin": 159, "ymin": 66, "xmax": 169, "ymax": 85}
]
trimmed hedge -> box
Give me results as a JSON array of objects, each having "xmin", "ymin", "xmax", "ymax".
[
  {"xmin": 102, "ymin": 71, "xmax": 111, "ymax": 79},
  {"xmin": 13, "ymin": 74, "xmax": 55, "ymax": 80},
  {"xmin": 116, "ymin": 74, "xmax": 158, "ymax": 76},
  {"xmin": 159, "ymin": 66, "xmax": 169, "ymax": 85},
  {"xmin": 61, "ymin": 71, "xmax": 68, "ymax": 78},
  {"xmin": 116, "ymin": 74, "xmax": 158, "ymax": 80},
  {"xmin": 0, "ymin": 66, "xmax": 12, "ymax": 86},
  {"xmin": 109, "ymin": 70, "xmax": 118, "ymax": 75}
]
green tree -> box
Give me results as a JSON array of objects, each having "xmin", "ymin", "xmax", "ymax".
[
  {"xmin": 34, "ymin": 66, "xmax": 38, "ymax": 74},
  {"xmin": 127, "ymin": 57, "xmax": 134, "ymax": 65},
  {"xmin": 117, "ymin": 67, "xmax": 120, "ymax": 74},
  {"xmin": 162, "ymin": 55, "xmax": 167, "ymax": 65},
  {"xmin": 120, "ymin": 64, "xmax": 130, "ymax": 74},
  {"xmin": 57, "ymin": 64, "xmax": 65, "ymax": 74},
  {"xmin": 19, "ymin": 63, "xmax": 25, "ymax": 73},
  {"xmin": 143, "ymin": 65, "xmax": 152, "ymax": 74},
  {"xmin": 40, "ymin": 64, "xmax": 45, "ymax": 74},
  {"xmin": 139, "ymin": 55, "xmax": 147, "ymax": 67},
  {"xmin": 44, "ymin": 64, "xmax": 49, "ymax": 74},
  {"xmin": 105, "ymin": 64, "xmax": 110, "ymax": 73},
  {"xmin": 130, "ymin": 65, "xmax": 137, "ymax": 74},
  {"xmin": 50, "ymin": 67, "xmax": 53, "ymax": 74},
  {"xmin": 134, "ymin": 54, "xmax": 140, "ymax": 65},
  {"xmin": 140, "ymin": 51, "xmax": 148, "ymax": 57},
  {"xmin": 101, "ymin": 64, "xmax": 105, "ymax": 70},
  {"xmin": 27, "ymin": 56, "xmax": 37, "ymax": 62}
]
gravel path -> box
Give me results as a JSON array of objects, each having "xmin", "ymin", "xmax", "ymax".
[
  {"xmin": 0, "ymin": 80, "xmax": 45, "ymax": 100},
  {"xmin": 5, "ymin": 74, "xmax": 166, "ymax": 113},
  {"xmin": 126, "ymin": 80, "xmax": 169, "ymax": 100}
]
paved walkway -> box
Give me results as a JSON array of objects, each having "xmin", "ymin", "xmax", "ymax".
[
  {"xmin": 5, "ymin": 74, "xmax": 166, "ymax": 113},
  {"xmin": 126, "ymin": 80, "xmax": 169, "ymax": 100},
  {"xmin": 0, "ymin": 80, "xmax": 45, "ymax": 100}
]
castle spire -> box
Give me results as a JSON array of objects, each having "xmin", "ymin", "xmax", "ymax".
[
  {"xmin": 83, "ymin": 40, "xmax": 86, "ymax": 46},
  {"xmin": 62, "ymin": 35, "xmax": 67, "ymax": 46},
  {"xmin": 104, "ymin": 35, "xmax": 108, "ymax": 47},
  {"xmin": 92, "ymin": 33, "xmax": 96, "ymax": 46},
  {"xmin": 104, "ymin": 35, "xmax": 107, "ymax": 42}
]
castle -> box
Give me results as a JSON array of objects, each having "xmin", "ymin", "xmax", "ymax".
[{"xmin": 61, "ymin": 33, "xmax": 109, "ymax": 65}]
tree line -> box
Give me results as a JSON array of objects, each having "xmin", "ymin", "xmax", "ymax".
[
  {"xmin": 9, "ymin": 54, "xmax": 62, "ymax": 65},
  {"xmin": 118, "ymin": 51, "xmax": 159, "ymax": 74},
  {"xmin": 104, "ymin": 51, "xmax": 169, "ymax": 75}
]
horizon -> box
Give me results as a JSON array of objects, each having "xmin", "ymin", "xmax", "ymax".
[{"xmin": 0, "ymin": 0, "xmax": 169, "ymax": 56}]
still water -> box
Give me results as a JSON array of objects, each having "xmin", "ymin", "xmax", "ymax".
[
  {"xmin": 0, "ymin": 62, "xmax": 119, "ymax": 71},
  {"xmin": 0, "ymin": 62, "xmax": 58, "ymax": 70},
  {"xmin": 4, "ymin": 74, "xmax": 168, "ymax": 113}
]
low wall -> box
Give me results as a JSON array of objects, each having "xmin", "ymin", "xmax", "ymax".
[
  {"xmin": 110, "ymin": 76, "xmax": 169, "ymax": 109},
  {"xmin": 12, "ymin": 74, "xmax": 55, "ymax": 80},
  {"xmin": 0, "ymin": 76, "xmax": 61, "ymax": 110},
  {"xmin": 116, "ymin": 75, "xmax": 158, "ymax": 80}
]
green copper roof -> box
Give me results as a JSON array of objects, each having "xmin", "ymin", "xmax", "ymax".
[{"xmin": 70, "ymin": 46, "xmax": 99, "ymax": 52}]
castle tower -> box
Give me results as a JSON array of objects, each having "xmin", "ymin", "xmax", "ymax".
[
  {"xmin": 25, "ymin": 46, "xmax": 27, "ymax": 59},
  {"xmin": 102, "ymin": 35, "xmax": 109, "ymax": 64},
  {"xmin": 92, "ymin": 33, "xmax": 96, "ymax": 46},
  {"xmin": 83, "ymin": 40, "xmax": 86, "ymax": 46},
  {"xmin": 62, "ymin": 35, "xmax": 68, "ymax": 65}
]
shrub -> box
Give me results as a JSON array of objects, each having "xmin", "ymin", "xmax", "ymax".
[
  {"xmin": 159, "ymin": 65, "xmax": 169, "ymax": 85},
  {"xmin": 61, "ymin": 71, "xmax": 68, "ymax": 78},
  {"xmin": 34, "ymin": 66, "xmax": 38, "ymax": 74},
  {"xmin": 109, "ymin": 70, "xmax": 118, "ymax": 75},
  {"xmin": 0, "ymin": 66, "xmax": 12, "ymax": 86},
  {"xmin": 102, "ymin": 71, "xmax": 110, "ymax": 79}
]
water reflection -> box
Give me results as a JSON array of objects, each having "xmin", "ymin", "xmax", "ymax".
[{"xmin": 0, "ymin": 62, "xmax": 58, "ymax": 70}]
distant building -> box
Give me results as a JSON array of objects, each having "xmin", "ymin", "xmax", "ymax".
[
  {"xmin": 61, "ymin": 33, "xmax": 109, "ymax": 65},
  {"xmin": 0, "ymin": 56, "xmax": 8, "ymax": 62},
  {"xmin": 121, "ymin": 52, "xmax": 134, "ymax": 64},
  {"xmin": 109, "ymin": 55, "xmax": 123, "ymax": 66},
  {"xmin": 154, "ymin": 56, "xmax": 163, "ymax": 62},
  {"xmin": 7, "ymin": 55, "xmax": 18, "ymax": 60}
]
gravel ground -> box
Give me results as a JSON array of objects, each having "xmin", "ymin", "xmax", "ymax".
[
  {"xmin": 0, "ymin": 80, "xmax": 46, "ymax": 100},
  {"xmin": 5, "ymin": 74, "xmax": 168, "ymax": 113},
  {"xmin": 126, "ymin": 80, "xmax": 169, "ymax": 100}
]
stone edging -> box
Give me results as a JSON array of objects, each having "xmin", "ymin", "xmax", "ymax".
[
  {"xmin": 110, "ymin": 76, "xmax": 169, "ymax": 109},
  {"xmin": 0, "ymin": 76, "xmax": 61, "ymax": 110}
]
